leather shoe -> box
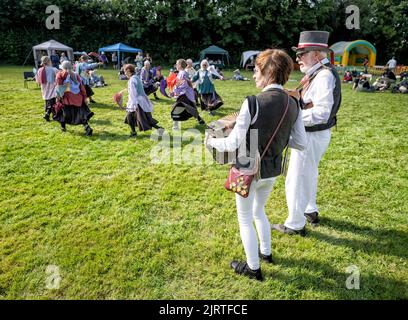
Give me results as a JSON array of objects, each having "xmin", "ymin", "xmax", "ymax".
[
  {"xmin": 305, "ymin": 212, "xmax": 320, "ymax": 226},
  {"xmin": 230, "ymin": 260, "xmax": 263, "ymax": 281},
  {"xmin": 259, "ymin": 251, "xmax": 273, "ymax": 264},
  {"xmin": 271, "ymin": 224, "xmax": 306, "ymax": 237}
]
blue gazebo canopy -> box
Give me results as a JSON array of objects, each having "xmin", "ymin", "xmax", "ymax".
[{"xmin": 98, "ymin": 43, "xmax": 142, "ymax": 64}]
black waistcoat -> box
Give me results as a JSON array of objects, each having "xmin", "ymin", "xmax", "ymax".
[{"xmin": 236, "ymin": 88, "xmax": 299, "ymax": 179}]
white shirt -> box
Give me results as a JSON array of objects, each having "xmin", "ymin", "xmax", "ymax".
[
  {"xmin": 126, "ymin": 75, "xmax": 154, "ymax": 113},
  {"xmin": 208, "ymin": 84, "xmax": 307, "ymax": 152},
  {"xmin": 387, "ymin": 58, "xmax": 397, "ymax": 68},
  {"xmin": 302, "ymin": 58, "xmax": 336, "ymax": 127}
]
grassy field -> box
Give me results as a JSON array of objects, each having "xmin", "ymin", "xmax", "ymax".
[{"xmin": 0, "ymin": 65, "xmax": 407, "ymax": 300}]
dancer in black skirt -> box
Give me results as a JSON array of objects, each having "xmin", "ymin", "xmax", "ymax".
[
  {"xmin": 123, "ymin": 64, "xmax": 164, "ymax": 138},
  {"xmin": 171, "ymin": 59, "xmax": 206, "ymax": 130},
  {"xmin": 54, "ymin": 61, "xmax": 94, "ymax": 136}
]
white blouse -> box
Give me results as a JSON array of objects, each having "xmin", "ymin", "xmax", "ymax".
[{"xmin": 126, "ymin": 75, "xmax": 154, "ymax": 113}]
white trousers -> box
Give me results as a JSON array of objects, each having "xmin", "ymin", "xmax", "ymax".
[
  {"xmin": 284, "ymin": 129, "xmax": 331, "ymax": 230},
  {"xmin": 235, "ymin": 177, "xmax": 276, "ymax": 270}
]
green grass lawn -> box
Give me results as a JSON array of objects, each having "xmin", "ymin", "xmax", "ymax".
[{"xmin": 0, "ymin": 66, "xmax": 407, "ymax": 299}]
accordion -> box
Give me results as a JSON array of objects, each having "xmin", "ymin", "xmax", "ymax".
[{"xmin": 206, "ymin": 112, "xmax": 239, "ymax": 165}]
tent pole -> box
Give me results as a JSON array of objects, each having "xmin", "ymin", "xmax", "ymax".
[{"xmin": 22, "ymin": 48, "xmax": 33, "ymax": 67}]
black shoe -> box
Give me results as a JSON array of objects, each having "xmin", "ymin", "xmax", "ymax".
[
  {"xmin": 61, "ymin": 127, "xmax": 66, "ymax": 132},
  {"xmin": 230, "ymin": 260, "xmax": 263, "ymax": 281},
  {"xmin": 85, "ymin": 126, "xmax": 93, "ymax": 136},
  {"xmin": 43, "ymin": 114, "xmax": 50, "ymax": 121},
  {"xmin": 129, "ymin": 131, "xmax": 137, "ymax": 137},
  {"xmin": 259, "ymin": 251, "xmax": 273, "ymax": 264},
  {"xmin": 87, "ymin": 112, "xmax": 95, "ymax": 121},
  {"xmin": 89, "ymin": 99, "xmax": 96, "ymax": 104},
  {"xmin": 305, "ymin": 212, "xmax": 320, "ymax": 226},
  {"xmin": 271, "ymin": 224, "xmax": 306, "ymax": 237}
]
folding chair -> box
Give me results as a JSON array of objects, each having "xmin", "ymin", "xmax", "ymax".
[{"xmin": 23, "ymin": 71, "xmax": 36, "ymax": 88}]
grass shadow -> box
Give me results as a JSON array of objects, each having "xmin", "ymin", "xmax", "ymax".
[
  {"xmin": 91, "ymin": 119, "xmax": 112, "ymax": 126},
  {"xmin": 308, "ymin": 217, "xmax": 408, "ymax": 259},
  {"xmin": 270, "ymin": 255, "xmax": 408, "ymax": 299}
]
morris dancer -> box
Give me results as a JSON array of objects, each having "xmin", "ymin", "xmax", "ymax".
[
  {"xmin": 123, "ymin": 64, "xmax": 164, "ymax": 138},
  {"xmin": 54, "ymin": 61, "xmax": 94, "ymax": 136},
  {"xmin": 76, "ymin": 55, "xmax": 103, "ymax": 103},
  {"xmin": 186, "ymin": 59, "xmax": 199, "ymax": 106},
  {"xmin": 271, "ymin": 30, "xmax": 342, "ymax": 235},
  {"xmin": 36, "ymin": 56, "xmax": 58, "ymax": 121},
  {"xmin": 140, "ymin": 60, "xmax": 159, "ymax": 100},
  {"xmin": 171, "ymin": 59, "xmax": 206, "ymax": 130},
  {"xmin": 192, "ymin": 59, "xmax": 224, "ymax": 116}
]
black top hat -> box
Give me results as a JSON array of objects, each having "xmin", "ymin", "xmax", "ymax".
[{"xmin": 292, "ymin": 31, "xmax": 330, "ymax": 53}]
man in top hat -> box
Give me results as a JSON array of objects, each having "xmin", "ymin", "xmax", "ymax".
[{"xmin": 271, "ymin": 30, "xmax": 342, "ymax": 236}]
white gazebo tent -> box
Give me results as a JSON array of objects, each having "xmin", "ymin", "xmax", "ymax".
[
  {"xmin": 240, "ymin": 50, "xmax": 260, "ymax": 68},
  {"xmin": 32, "ymin": 39, "xmax": 74, "ymax": 68}
]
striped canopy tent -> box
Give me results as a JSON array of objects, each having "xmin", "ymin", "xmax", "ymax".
[{"xmin": 330, "ymin": 40, "xmax": 376, "ymax": 67}]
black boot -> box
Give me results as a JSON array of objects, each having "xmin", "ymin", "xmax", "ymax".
[
  {"xmin": 197, "ymin": 116, "xmax": 206, "ymax": 126},
  {"xmin": 259, "ymin": 251, "xmax": 273, "ymax": 264},
  {"xmin": 84, "ymin": 124, "xmax": 93, "ymax": 136},
  {"xmin": 60, "ymin": 122, "xmax": 66, "ymax": 132},
  {"xmin": 230, "ymin": 261, "xmax": 263, "ymax": 281}
]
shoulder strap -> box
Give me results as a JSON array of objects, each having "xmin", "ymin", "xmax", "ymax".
[
  {"xmin": 246, "ymin": 95, "xmax": 257, "ymax": 121},
  {"xmin": 260, "ymin": 93, "xmax": 290, "ymax": 160}
]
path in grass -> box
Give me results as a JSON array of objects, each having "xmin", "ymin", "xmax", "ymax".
[{"xmin": 0, "ymin": 66, "xmax": 407, "ymax": 299}]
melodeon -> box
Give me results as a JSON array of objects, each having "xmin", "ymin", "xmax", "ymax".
[
  {"xmin": 207, "ymin": 112, "xmax": 239, "ymax": 165},
  {"xmin": 206, "ymin": 91, "xmax": 302, "ymax": 165}
]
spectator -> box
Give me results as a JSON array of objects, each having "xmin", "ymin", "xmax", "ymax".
[
  {"xmin": 99, "ymin": 52, "xmax": 108, "ymax": 69},
  {"xmin": 135, "ymin": 52, "xmax": 144, "ymax": 70},
  {"xmin": 60, "ymin": 52, "xmax": 69, "ymax": 64},
  {"xmin": 343, "ymin": 70, "xmax": 353, "ymax": 83},
  {"xmin": 386, "ymin": 56, "xmax": 397, "ymax": 73},
  {"xmin": 50, "ymin": 50, "xmax": 60, "ymax": 69},
  {"xmin": 112, "ymin": 52, "xmax": 118, "ymax": 69},
  {"xmin": 363, "ymin": 56, "xmax": 369, "ymax": 74},
  {"xmin": 144, "ymin": 53, "xmax": 152, "ymax": 64}
]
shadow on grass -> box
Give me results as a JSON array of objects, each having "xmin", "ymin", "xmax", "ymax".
[
  {"xmin": 89, "ymin": 103, "xmax": 119, "ymax": 111},
  {"xmin": 308, "ymin": 217, "xmax": 408, "ymax": 259},
  {"xmin": 270, "ymin": 255, "xmax": 408, "ymax": 299},
  {"xmin": 91, "ymin": 119, "xmax": 112, "ymax": 126},
  {"xmin": 68, "ymin": 129, "xmax": 154, "ymax": 141}
]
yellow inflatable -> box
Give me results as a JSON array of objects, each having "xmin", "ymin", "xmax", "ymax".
[{"xmin": 330, "ymin": 40, "xmax": 376, "ymax": 67}]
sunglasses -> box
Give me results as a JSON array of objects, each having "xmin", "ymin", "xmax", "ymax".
[{"xmin": 296, "ymin": 51, "xmax": 308, "ymax": 59}]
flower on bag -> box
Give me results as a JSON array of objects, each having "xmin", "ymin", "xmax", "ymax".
[{"xmin": 230, "ymin": 176, "xmax": 248, "ymax": 196}]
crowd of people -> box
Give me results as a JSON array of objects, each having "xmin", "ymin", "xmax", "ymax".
[
  {"xmin": 35, "ymin": 32, "xmax": 407, "ymax": 282},
  {"xmin": 341, "ymin": 63, "xmax": 405, "ymax": 93},
  {"xmin": 35, "ymin": 48, "xmax": 228, "ymax": 138}
]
